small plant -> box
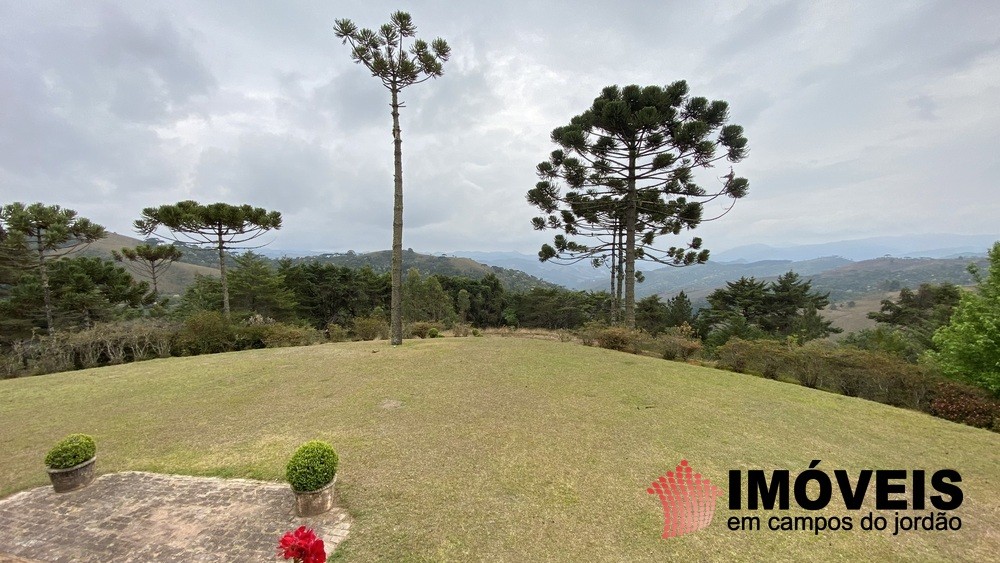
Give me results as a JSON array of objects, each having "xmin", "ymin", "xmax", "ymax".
[
  {"xmin": 409, "ymin": 322, "xmax": 433, "ymax": 338},
  {"xmin": 45, "ymin": 434, "xmax": 96, "ymax": 469},
  {"xmin": 471, "ymin": 328, "xmax": 482, "ymax": 337},
  {"xmin": 286, "ymin": 441, "xmax": 339, "ymax": 493},
  {"xmin": 353, "ymin": 315, "xmax": 389, "ymax": 340},
  {"xmin": 277, "ymin": 526, "xmax": 326, "ymax": 563},
  {"xmin": 326, "ymin": 323, "xmax": 349, "ymax": 343},
  {"xmin": 428, "ymin": 327, "xmax": 440, "ymax": 338}
]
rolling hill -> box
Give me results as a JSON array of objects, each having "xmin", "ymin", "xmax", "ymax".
[{"xmin": 1, "ymin": 338, "xmax": 996, "ymax": 561}]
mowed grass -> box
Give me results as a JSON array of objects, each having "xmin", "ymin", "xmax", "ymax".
[{"xmin": 1, "ymin": 338, "xmax": 998, "ymax": 561}]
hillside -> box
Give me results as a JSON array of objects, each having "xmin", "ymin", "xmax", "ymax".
[
  {"xmin": 77, "ymin": 232, "xmax": 218, "ymax": 297},
  {"xmin": 77, "ymin": 234, "xmax": 554, "ymax": 295},
  {"xmin": 1, "ymin": 339, "xmax": 996, "ymax": 561}
]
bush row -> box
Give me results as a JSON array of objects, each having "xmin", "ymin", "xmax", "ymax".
[{"xmin": 715, "ymin": 338, "xmax": 999, "ymax": 431}]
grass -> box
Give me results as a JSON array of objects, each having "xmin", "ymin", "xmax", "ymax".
[{"xmin": 1, "ymin": 337, "xmax": 998, "ymax": 561}]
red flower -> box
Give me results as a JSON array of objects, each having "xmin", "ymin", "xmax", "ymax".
[{"xmin": 278, "ymin": 526, "xmax": 326, "ymax": 563}]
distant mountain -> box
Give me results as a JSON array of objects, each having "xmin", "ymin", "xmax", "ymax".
[
  {"xmin": 597, "ymin": 256, "xmax": 854, "ymax": 301},
  {"xmin": 713, "ymin": 234, "xmax": 998, "ymax": 262},
  {"xmin": 808, "ymin": 256, "xmax": 987, "ymax": 302},
  {"xmin": 451, "ymin": 251, "xmax": 604, "ymax": 289}
]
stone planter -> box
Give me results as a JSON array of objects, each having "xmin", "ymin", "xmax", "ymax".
[
  {"xmin": 46, "ymin": 456, "xmax": 96, "ymax": 493},
  {"xmin": 293, "ymin": 475, "xmax": 336, "ymax": 517}
]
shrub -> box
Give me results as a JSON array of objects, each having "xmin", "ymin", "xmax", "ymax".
[
  {"xmin": 326, "ymin": 323, "xmax": 349, "ymax": 342},
  {"xmin": 595, "ymin": 327, "xmax": 645, "ymax": 354},
  {"xmin": 471, "ymin": 328, "xmax": 482, "ymax": 337},
  {"xmin": 45, "ymin": 434, "xmax": 96, "ymax": 469},
  {"xmin": 452, "ymin": 323, "xmax": 471, "ymax": 337},
  {"xmin": 286, "ymin": 441, "xmax": 339, "ymax": 493},
  {"xmin": 930, "ymin": 382, "xmax": 999, "ymax": 430},
  {"xmin": 659, "ymin": 333, "xmax": 703, "ymax": 362},
  {"xmin": 174, "ymin": 311, "xmax": 237, "ymax": 355},
  {"xmin": 409, "ymin": 322, "xmax": 433, "ymax": 339},
  {"xmin": 428, "ymin": 327, "xmax": 440, "ymax": 338},
  {"xmin": 576, "ymin": 321, "xmax": 606, "ymax": 347},
  {"xmin": 353, "ymin": 315, "xmax": 389, "ymax": 341}
]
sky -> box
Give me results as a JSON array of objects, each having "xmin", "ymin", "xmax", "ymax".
[{"xmin": 2, "ymin": 1, "xmax": 999, "ymax": 256}]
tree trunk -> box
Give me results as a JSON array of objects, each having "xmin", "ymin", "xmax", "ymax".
[
  {"xmin": 36, "ymin": 233, "xmax": 55, "ymax": 333},
  {"xmin": 624, "ymin": 149, "xmax": 638, "ymax": 328},
  {"xmin": 390, "ymin": 86, "xmax": 404, "ymax": 345},
  {"xmin": 218, "ymin": 230, "xmax": 230, "ymax": 320}
]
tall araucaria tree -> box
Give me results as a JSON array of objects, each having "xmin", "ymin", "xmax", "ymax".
[
  {"xmin": 134, "ymin": 201, "xmax": 282, "ymax": 319},
  {"xmin": 0, "ymin": 202, "xmax": 106, "ymax": 332},
  {"xmin": 527, "ymin": 82, "xmax": 749, "ymax": 328},
  {"xmin": 113, "ymin": 243, "xmax": 183, "ymax": 297},
  {"xmin": 334, "ymin": 11, "xmax": 450, "ymax": 345}
]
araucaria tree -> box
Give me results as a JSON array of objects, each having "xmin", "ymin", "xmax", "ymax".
[
  {"xmin": 112, "ymin": 243, "xmax": 183, "ymax": 297},
  {"xmin": 134, "ymin": 201, "xmax": 282, "ymax": 319},
  {"xmin": 527, "ymin": 82, "xmax": 749, "ymax": 328},
  {"xmin": 0, "ymin": 202, "xmax": 106, "ymax": 332},
  {"xmin": 334, "ymin": 11, "xmax": 450, "ymax": 345}
]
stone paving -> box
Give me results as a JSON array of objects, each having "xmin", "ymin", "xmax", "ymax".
[{"xmin": 0, "ymin": 472, "xmax": 351, "ymax": 562}]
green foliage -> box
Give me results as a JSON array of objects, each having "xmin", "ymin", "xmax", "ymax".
[
  {"xmin": 113, "ymin": 243, "xmax": 182, "ymax": 296},
  {"xmin": 527, "ymin": 82, "xmax": 749, "ymax": 327},
  {"xmin": 353, "ymin": 315, "xmax": 389, "ymax": 341},
  {"xmin": 0, "ymin": 202, "xmax": 106, "ymax": 332},
  {"xmin": 843, "ymin": 326, "xmax": 924, "ymax": 363},
  {"xmin": 408, "ymin": 322, "xmax": 438, "ymax": 339},
  {"xmin": 280, "ymin": 262, "xmax": 390, "ymax": 328},
  {"xmin": 134, "ymin": 201, "xmax": 282, "ymax": 318},
  {"xmin": 286, "ymin": 440, "xmax": 339, "ymax": 493},
  {"xmin": 174, "ymin": 311, "xmax": 237, "ymax": 355},
  {"xmin": 428, "ymin": 327, "xmax": 440, "ymax": 338},
  {"xmin": 227, "ymin": 252, "xmax": 298, "ymax": 321},
  {"xmin": 326, "ymin": 323, "xmax": 349, "ymax": 342},
  {"xmin": 45, "ymin": 434, "xmax": 96, "ymax": 469},
  {"xmin": 237, "ymin": 321, "xmax": 324, "ymax": 349},
  {"xmin": 509, "ymin": 287, "xmax": 610, "ymax": 329},
  {"xmin": 403, "ymin": 268, "xmax": 455, "ymax": 324},
  {"xmin": 3, "ymin": 257, "xmax": 152, "ymax": 333},
  {"xmin": 702, "ymin": 272, "xmax": 839, "ymax": 344},
  {"xmin": 929, "ymin": 243, "xmax": 1000, "ymax": 395}
]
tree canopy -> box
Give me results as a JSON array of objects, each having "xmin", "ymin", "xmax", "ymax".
[
  {"xmin": 527, "ymin": 82, "xmax": 749, "ymax": 327},
  {"xmin": 929, "ymin": 243, "xmax": 1000, "ymax": 395},
  {"xmin": 134, "ymin": 201, "xmax": 281, "ymax": 318},
  {"xmin": 0, "ymin": 202, "xmax": 106, "ymax": 332}
]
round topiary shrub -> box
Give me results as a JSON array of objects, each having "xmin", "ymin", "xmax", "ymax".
[
  {"xmin": 45, "ymin": 434, "xmax": 96, "ymax": 469},
  {"xmin": 286, "ymin": 441, "xmax": 339, "ymax": 493}
]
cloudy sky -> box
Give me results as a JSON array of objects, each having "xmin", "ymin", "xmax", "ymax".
[{"xmin": 2, "ymin": 1, "xmax": 998, "ymax": 255}]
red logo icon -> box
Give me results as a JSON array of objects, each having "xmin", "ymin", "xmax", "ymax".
[{"xmin": 647, "ymin": 459, "xmax": 724, "ymax": 538}]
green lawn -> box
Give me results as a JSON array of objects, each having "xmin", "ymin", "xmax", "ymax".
[{"xmin": 1, "ymin": 338, "xmax": 997, "ymax": 561}]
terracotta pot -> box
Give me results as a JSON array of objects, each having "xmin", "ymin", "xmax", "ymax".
[
  {"xmin": 46, "ymin": 456, "xmax": 96, "ymax": 493},
  {"xmin": 293, "ymin": 474, "xmax": 336, "ymax": 517}
]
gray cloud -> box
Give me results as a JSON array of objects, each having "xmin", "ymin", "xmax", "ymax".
[{"xmin": 1, "ymin": 0, "xmax": 998, "ymax": 256}]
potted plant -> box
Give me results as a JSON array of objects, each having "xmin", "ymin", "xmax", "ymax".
[
  {"xmin": 44, "ymin": 433, "xmax": 97, "ymax": 493},
  {"xmin": 286, "ymin": 440, "xmax": 339, "ymax": 516}
]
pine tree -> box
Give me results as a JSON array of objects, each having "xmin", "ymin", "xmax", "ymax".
[
  {"xmin": 334, "ymin": 12, "xmax": 450, "ymax": 345},
  {"xmin": 528, "ymin": 82, "xmax": 749, "ymax": 328}
]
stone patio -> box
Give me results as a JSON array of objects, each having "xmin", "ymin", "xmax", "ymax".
[{"xmin": 0, "ymin": 472, "xmax": 350, "ymax": 562}]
